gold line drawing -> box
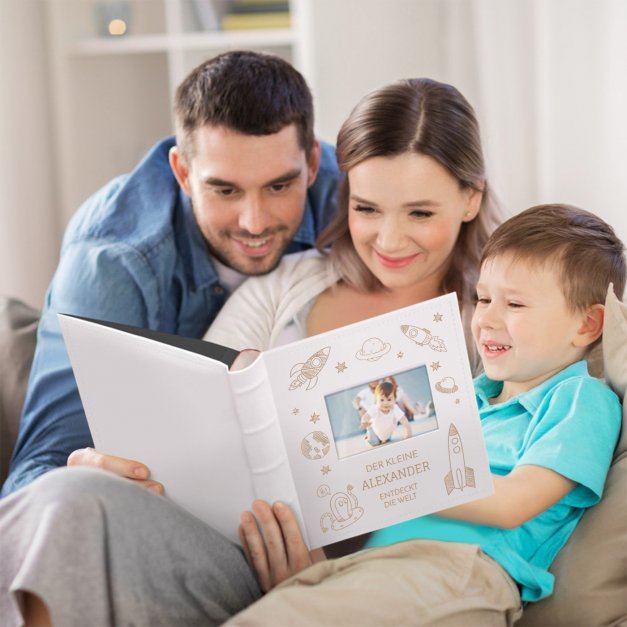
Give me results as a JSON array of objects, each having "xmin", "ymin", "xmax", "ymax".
[
  {"xmin": 355, "ymin": 337, "xmax": 391, "ymax": 361},
  {"xmin": 400, "ymin": 324, "xmax": 447, "ymax": 352},
  {"xmin": 289, "ymin": 346, "xmax": 331, "ymax": 390},
  {"xmin": 444, "ymin": 423, "xmax": 476, "ymax": 495},
  {"xmin": 320, "ymin": 485, "xmax": 364, "ymax": 533},
  {"xmin": 435, "ymin": 376, "xmax": 459, "ymax": 393},
  {"xmin": 317, "ymin": 484, "xmax": 331, "ymax": 497},
  {"xmin": 301, "ymin": 431, "xmax": 331, "ymax": 460}
]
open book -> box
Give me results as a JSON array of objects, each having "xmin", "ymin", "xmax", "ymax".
[{"xmin": 59, "ymin": 292, "xmax": 492, "ymax": 549}]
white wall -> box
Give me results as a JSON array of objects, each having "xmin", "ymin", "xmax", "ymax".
[
  {"xmin": 1, "ymin": 0, "xmax": 626, "ymax": 307},
  {"xmin": 0, "ymin": 0, "xmax": 60, "ymax": 307}
]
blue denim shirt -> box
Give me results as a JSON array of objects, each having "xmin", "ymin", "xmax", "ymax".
[{"xmin": 2, "ymin": 136, "xmax": 340, "ymax": 496}]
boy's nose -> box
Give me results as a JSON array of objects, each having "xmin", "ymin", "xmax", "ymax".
[{"xmin": 477, "ymin": 305, "xmax": 501, "ymax": 329}]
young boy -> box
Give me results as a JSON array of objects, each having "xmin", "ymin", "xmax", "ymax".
[
  {"xmin": 230, "ymin": 204, "xmax": 625, "ymax": 625},
  {"xmin": 360, "ymin": 380, "xmax": 412, "ymax": 446}
]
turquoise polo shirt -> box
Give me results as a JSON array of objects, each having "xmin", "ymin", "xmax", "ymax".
[{"xmin": 366, "ymin": 361, "xmax": 621, "ymax": 602}]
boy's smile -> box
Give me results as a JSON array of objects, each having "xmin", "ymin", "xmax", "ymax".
[{"xmin": 471, "ymin": 253, "xmax": 590, "ymax": 401}]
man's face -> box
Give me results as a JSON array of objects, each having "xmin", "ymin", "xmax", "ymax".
[{"xmin": 170, "ymin": 124, "xmax": 320, "ymax": 275}]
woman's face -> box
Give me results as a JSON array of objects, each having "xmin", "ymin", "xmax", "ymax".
[{"xmin": 347, "ymin": 153, "xmax": 481, "ymax": 296}]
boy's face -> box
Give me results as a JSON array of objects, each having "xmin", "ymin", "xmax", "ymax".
[
  {"xmin": 376, "ymin": 392, "xmax": 396, "ymax": 413},
  {"xmin": 471, "ymin": 253, "xmax": 587, "ymax": 397}
]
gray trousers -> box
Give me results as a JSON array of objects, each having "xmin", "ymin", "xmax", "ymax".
[{"xmin": 0, "ymin": 467, "xmax": 261, "ymax": 627}]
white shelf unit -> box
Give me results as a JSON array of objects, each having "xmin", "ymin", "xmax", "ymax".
[{"xmin": 45, "ymin": 0, "xmax": 307, "ymax": 223}]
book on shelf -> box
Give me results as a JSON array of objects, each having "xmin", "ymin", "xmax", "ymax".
[
  {"xmin": 59, "ymin": 292, "xmax": 492, "ymax": 549},
  {"xmin": 220, "ymin": 11, "xmax": 290, "ymax": 30}
]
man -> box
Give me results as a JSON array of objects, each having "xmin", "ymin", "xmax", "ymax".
[{"xmin": 1, "ymin": 50, "xmax": 339, "ymax": 497}]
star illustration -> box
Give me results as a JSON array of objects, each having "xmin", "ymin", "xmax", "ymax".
[
  {"xmin": 433, "ymin": 312, "xmax": 444, "ymax": 322},
  {"xmin": 310, "ymin": 412, "xmax": 320, "ymax": 424},
  {"xmin": 397, "ymin": 351, "xmax": 404, "ymax": 358},
  {"xmin": 321, "ymin": 465, "xmax": 331, "ymax": 475},
  {"xmin": 292, "ymin": 408, "xmax": 300, "ymax": 416},
  {"xmin": 335, "ymin": 362, "xmax": 347, "ymax": 373},
  {"xmin": 430, "ymin": 361, "xmax": 441, "ymax": 372}
]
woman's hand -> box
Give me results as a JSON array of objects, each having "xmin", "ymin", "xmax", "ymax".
[
  {"xmin": 67, "ymin": 448, "xmax": 164, "ymax": 494},
  {"xmin": 239, "ymin": 500, "xmax": 325, "ymax": 593}
]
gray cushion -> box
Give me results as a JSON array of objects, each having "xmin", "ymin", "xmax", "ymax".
[
  {"xmin": 518, "ymin": 286, "xmax": 627, "ymax": 626},
  {"xmin": 0, "ymin": 297, "xmax": 39, "ymax": 485}
]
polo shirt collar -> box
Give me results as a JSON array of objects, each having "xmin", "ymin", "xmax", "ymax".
[{"xmin": 475, "ymin": 360, "xmax": 589, "ymax": 413}]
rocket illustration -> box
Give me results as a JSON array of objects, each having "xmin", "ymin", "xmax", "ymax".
[
  {"xmin": 289, "ymin": 346, "xmax": 331, "ymax": 390},
  {"xmin": 400, "ymin": 325, "xmax": 446, "ymax": 352},
  {"xmin": 444, "ymin": 423, "xmax": 476, "ymax": 495}
]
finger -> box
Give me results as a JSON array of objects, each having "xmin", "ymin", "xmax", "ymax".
[
  {"xmin": 133, "ymin": 480, "xmax": 165, "ymax": 495},
  {"xmin": 272, "ymin": 502, "xmax": 312, "ymax": 573},
  {"xmin": 252, "ymin": 500, "xmax": 290, "ymax": 584},
  {"xmin": 67, "ymin": 447, "xmax": 151, "ymax": 481},
  {"xmin": 240, "ymin": 511, "xmax": 272, "ymax": 592}
]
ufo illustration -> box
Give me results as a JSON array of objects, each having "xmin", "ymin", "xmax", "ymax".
[
  {"xmin": 435, "ymin": 376, "xmax": 459, "ymax": 394},
  {"xmin": 355, "ymin": 337, "xmax": 391, "ymax": 361}
]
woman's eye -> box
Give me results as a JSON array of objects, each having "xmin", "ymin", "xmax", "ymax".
[
  {"xmin": 353, "ymin": 204, "xmax": 377, "ymax": 214},
  {"xmin": 476, "ymin": 297, "xmax": 490, "ymax": 305},
  {"xmin": 508, "ymin": 302, "xmax": 524, "ymax": 309},
  {"xmin": 410, "ymin": 210, "xmax": 434, "ymax": 219}
]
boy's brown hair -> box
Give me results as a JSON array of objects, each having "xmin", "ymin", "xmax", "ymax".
[{"xmin": 481, "ymin": 204, "xmax": 626, "ymax": 311}]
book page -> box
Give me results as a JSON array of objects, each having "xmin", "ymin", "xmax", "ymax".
[{"xmin": 261, "ymin": 293, "xmax": 492, "ymax": 548}]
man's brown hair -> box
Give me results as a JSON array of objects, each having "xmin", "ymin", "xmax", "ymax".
[{"xmin": 174, "ymin": 50, "xmax": 314, "ymax": 161}]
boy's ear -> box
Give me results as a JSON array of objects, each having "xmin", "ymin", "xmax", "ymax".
[{"xmin": 573, "ymin": 304, "xmax": 605, "ymax": 348}]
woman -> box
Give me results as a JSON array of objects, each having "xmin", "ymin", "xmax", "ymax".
[{"xmin": 3, "ymin": 78, "xmax": 502, "ymax": 627}]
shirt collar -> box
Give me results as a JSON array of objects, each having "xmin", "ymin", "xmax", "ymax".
[
  {"xmin": 177, "ymin": 190, "xmax": 220, "ymax": 291},
  {"xmin": 475, "ymin": 360, "xmax": 590, "ymax": 412},
  {"xmin": 292, "ymin": 192, "xmax": 316, "ymax": 246}
]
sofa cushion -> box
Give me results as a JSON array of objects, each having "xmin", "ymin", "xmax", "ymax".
[
  {"xmin": 0, "ymin": 297, "xmax": 39, "ymax": 485},
  {"xmin": 517, "ymin": 286, "xmax": 627, "ymax": 626}
]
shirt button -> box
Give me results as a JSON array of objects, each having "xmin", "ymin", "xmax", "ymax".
[{"xmin": 213, "ymin": 285, "xmax": 225, "ymax": 295}]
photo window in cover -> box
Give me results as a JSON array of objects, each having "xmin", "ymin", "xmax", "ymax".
[{"xmin": 324, "ymin": 365, "xmax": 438, "ymax": 460}]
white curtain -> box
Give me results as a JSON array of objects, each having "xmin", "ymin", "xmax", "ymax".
[
  {"xmin": 1, "ymin": 0, "xmax": 626, "ymax": 307},
  {"xmin": 0, "ymin": 0, "xmax": 60, "ymax": 308},
  {"xmin": 447, "ymin": 0, "xmax": 627, "ymax": 252}
]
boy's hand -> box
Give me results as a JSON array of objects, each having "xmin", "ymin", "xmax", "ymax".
[
  {"xmin": 67, "ymin": 448, "xmax": 165, "ymax": 494},
  {"xmin": 239, "ymin": 500, "xmax": 324, "ymax": 593}
]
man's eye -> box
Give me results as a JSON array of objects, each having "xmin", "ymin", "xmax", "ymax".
[
  {"xmin": 213, "ymin": 187, "xmax": 238, "ymax": 197},
  {"xmin": 269, "ymin": 183, "xmax": 290, "ymax": 193},
  {"xmin": 508, "ymin": 302, "xmax": 524, "ymax": 309},
  {"xmin": 476, "ymin": 297, "xmax": 490, "ymax": 305}
]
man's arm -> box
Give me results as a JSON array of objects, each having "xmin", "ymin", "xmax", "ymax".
[{"xmin": 1, "ymin": 241, "xmax": 157, "ymax": 496}]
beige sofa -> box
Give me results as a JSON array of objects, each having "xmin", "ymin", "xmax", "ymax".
[{"xmin": 0, "ymin": 293, "xmax": 625, "ymax": 626}]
